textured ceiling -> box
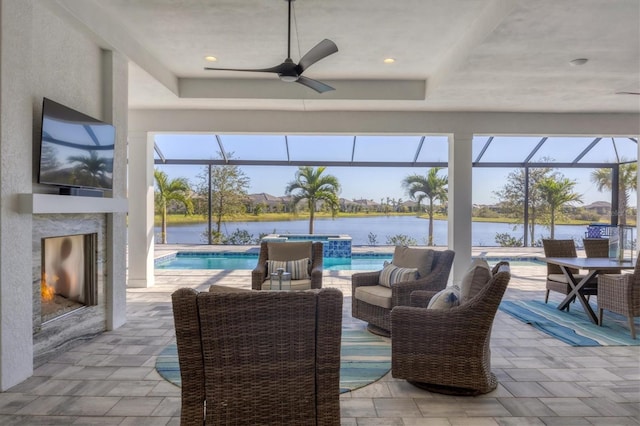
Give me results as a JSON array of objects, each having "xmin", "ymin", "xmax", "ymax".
[{"xmin": 57, "ymin": 0, "xmax": 640, "ymax": 113}]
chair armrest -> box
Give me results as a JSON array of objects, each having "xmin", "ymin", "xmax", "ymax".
[
  {"xmin": 598, "ymin": 273, "xmax": 634, "ymax": 300},
  {"xmin": 391, "ymin": 304, "xmax": 490, "ymax": 357},
  {"xmin": 310, "ymin": 263, "xmax": 323, "ymax": 289},
  {"xmin": 351, "ymin": 271, "xmax": 382, "ymax": 289},
  {"xmin": 251, "ymin": 263, "xmax": 267, "ymax": 290},
  {"xmin": 391, "ymin": 268, "xmax": 451, "ymax": 306},
  {"xmin": 409, "ymin": 290, "xmax": 438, "ymax": 307}
]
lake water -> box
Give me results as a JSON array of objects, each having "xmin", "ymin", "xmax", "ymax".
[{"xmin": 156, "ymin": 216, "xmax": 589, "ymax": 246}]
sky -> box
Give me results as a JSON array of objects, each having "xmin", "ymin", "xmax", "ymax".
[{"xmin": 154, "ymin": 134, "xmax": 638, "ymax": 206}]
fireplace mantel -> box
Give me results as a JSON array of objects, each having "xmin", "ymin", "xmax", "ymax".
[{"xmin": 18, "ymin": 193, "xmax": 128, "ymax": 214}]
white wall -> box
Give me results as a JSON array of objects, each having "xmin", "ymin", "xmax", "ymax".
[{"xmin": 0, "ymin": 0, "xmax": 128, "ymax": 390}]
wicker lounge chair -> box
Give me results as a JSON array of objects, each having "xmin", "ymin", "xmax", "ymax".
[
  {"xmin": 390, "ymin": 262, "xmax": 511, "ymax": 395},
  {"xmin": 598, "ymin": 252, "xmax": 640, "ymax": 339},
  {"xmin": 351, "ymin": 247, "xmax": 454, "ymax": 336},
  {"xmin": 542, "ymin": 239, "xmax": 597, "ymax": 306},
  {"xmin": 171, "ymin": 287, "xmax": 343, "ymax": 425},
  {"xmin": 252, "ymin": 240, "xmax": 323, "ymax": 290}
]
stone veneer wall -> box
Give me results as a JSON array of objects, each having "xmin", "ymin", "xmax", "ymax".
[{"xmin": 32, "ymin": 214, "xmax": 107, "ymax": 367}]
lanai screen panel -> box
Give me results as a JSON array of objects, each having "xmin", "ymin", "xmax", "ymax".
[
  {"xmin": 532, "ymin": 137, "xmax": 595, "ymax": 163},
  {"xmin": 155, "ymin": 134, "xmax": 218, "ymax": 160},
  {"xmin": 415, "ymin": 136, "xmax": 448, "ymax": 163},
  {"xmin": 353, "ymin": 136, "xmax": 422, "ymax": 163},
  {"xmin": 220, "ymin": 135, "xmax": 288, "ymax": 161},
  {"xmin": 474, "ymin": 136, "xmax": 544, "ymax": 164},
  {"xmin": 578, "ymin": 137, "xmax": 638, "ymax": 164},
  {"xmin": 287, "ymin": 135, "xmax": 353, "ymax": 162}
]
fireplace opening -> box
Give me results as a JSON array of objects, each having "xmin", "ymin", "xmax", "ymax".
[{"xmin": 41, "ymin": 233, "xmax": 97, "ymax": 323}]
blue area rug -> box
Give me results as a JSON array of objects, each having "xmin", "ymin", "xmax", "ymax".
[
  {"xmin": 155, "ymin": 326, "xmax": 391, "ymax": 394},
  {"xmin": 500, "ymin": 299, "xmax": 640, "ymax": 346}
]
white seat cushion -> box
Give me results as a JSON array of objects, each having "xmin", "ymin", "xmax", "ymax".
[
  {"xmin": 354, "ymin": 285, "xmax": 392, "ymax": 309},
  {"xmin": 548, "ymin": 273, "xmax": 586, "ymax": 283}
]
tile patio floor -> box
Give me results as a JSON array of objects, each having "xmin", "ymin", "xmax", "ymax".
[{"xmin": 1, "ymin": 247, "xmax": 638, "ymax": 425}]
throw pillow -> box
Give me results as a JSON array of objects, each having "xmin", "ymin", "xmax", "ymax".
[
  {"xmin": 378, "ymin": 262, "xmax": 418, "ymax": 287},
  {"xmin": 427, "ymin": 286, "xmax": 460, "ymax": 310},
  {"xmin": 459, "ymin": 258, "xmax": 492, "ymax": 304},
  {"xmin": 392, "ymin": 246, "xmax": 434, "ymax": 278},
  {"xmin": 267, "ymin": 258, "xmax": 310, "ymax": 280}
]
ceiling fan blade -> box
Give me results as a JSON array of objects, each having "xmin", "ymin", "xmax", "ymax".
[
  {"xmin": 296, "ymin": 76, "xmax": 335, "ymax": 93},
  {"xmin": 616, "ymin": 91, "xmax": 640, "ymax": 95},
  {"xmin": 296, "ymin": 39, "xmax": 338, "ymax": 74},
  {"xmin": 204, "ymin": 64, "xmax": 286, "ymax": 74}
]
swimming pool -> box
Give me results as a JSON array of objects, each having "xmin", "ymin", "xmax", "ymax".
[{"xmin": 155, "ymin": 252, "xmax": 543, "ymax": 271}]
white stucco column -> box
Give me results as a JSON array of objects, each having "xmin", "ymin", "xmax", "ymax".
[
  {"xmin": 127, "ymin": 131, "xmax": 155, "ymax": 288},
  {"xmin": 102, "ymin": 49, "xmax": 128, "ymax": 329},
  {"xmin": 448, "ymin": 132, "xmax": 473, "ymax": 283},
  {"xmin": 0, "ymin": 0, "xmax": 34, "ymax": 390}
]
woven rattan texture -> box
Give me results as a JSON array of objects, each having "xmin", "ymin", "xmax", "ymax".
[
  {"xmin": 351, "ymin": 250, "xmax": 455, "ymax": 336},
  {"xmin": 251, "ymin": 241, "xmax": 324, "ymax": 290},
  {"xmin": 390, "ymin": 265, "xmax": 511, "ymax": 395},
  {"xmin": 598, "ymin": 252, "xmax": 640, "ymax": 339},
  {"xmin": 171, "ymin": 288, "xmax": 342, "ymax": 425}
]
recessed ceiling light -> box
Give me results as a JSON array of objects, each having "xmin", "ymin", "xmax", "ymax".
[
  {"xmin": 204, "ymin": 56, "xmax": 217, "ymax": 62},
  {"xmin": 569, "ymin": 58, "xmax": 588, "ymax": 66},
  {"xmin": 383, "ymin": 58, "xmax": 395, "ymax": 64}
]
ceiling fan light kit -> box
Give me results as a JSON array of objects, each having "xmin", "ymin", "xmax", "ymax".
[{"xmin": 204, "ymin": 0, "xmax": 338, "ymax": 93}]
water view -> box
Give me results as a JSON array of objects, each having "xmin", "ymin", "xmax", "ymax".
[{"xmin": 156, "ymin": 216, "xmax": 589, "ymax": 246}]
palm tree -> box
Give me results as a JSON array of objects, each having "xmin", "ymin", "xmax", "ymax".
[
  {"xmin": 538, "ymin": 176, "xmax": 583, "ymax": 239},
  {"xmin": 591, "ymin": 163, "xmax": 637, "ymax": 225},
  {"xmin": 68, "ymin": 151, "xmax": 109, "ymax": 187},
  {"xmin": 285, "ymin": 166, "xmax": 341, "ymax": 234},
  {"xmin": 154, "ymin": 169, "xmax": 193, "ymax": 244},
  {"xmin": 402, "ymin": 167, "xmax": 448, "ymax": 246}
]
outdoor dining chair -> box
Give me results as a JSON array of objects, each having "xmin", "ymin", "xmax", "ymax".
[
  {"xmin": 597, "ymin": 252, "xmax": 640, "ymax": 339},
  {"xmin": 542, "ymin": 239, "xmax": 597, "ymax": 307}
]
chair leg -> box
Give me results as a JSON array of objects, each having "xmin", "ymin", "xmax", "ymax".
[
  {"xmin": 544, "ymin": 290, "xmax": 550, "ymax": 303},
  {"xmin": 598, "ymin": 308, "xmax": 604, "ymax": 326},
  {"xmin": 629, "ymin": 317, "xmax": 636, "ymax": 340}
]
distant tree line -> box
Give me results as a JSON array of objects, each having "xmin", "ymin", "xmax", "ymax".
[{"xmin": 153, "ymin": 160, "xmax": 636, "ymax": 247}]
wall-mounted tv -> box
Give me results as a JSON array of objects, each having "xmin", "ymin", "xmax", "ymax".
[{"xmin": 38, "ymin": 98, "xmax": 115, "ymax": 193}]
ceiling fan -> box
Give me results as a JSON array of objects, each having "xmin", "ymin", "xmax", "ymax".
[{"xmin": 204, "ymin": 0, "xmax": 338, "ymax": 93}]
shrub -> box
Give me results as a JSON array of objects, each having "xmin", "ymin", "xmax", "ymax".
[
  {"xmin": 225, "ymin": 228, "xmax": 255, "ymax": 245},
  {"xmin": 386, "ymin": 234, "xmax": 417, "ymax": 246},
  {"xmin": 495, "ymin": 232, "xmax": 523, "ymax": 247}
]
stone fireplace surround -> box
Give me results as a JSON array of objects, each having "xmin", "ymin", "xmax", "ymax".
[{"xmin": 32, "ymin": 213, "xmax": 107, "ymax": 367}]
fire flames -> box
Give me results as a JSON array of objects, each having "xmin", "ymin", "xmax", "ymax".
[{"xmin": 41, "ymin": 273, "xmax": 57, "ymax": 302}]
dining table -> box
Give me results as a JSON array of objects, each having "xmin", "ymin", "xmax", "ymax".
[{"xmin": 538, "ymin": 256, "xmax": 636, "ymax": 324}]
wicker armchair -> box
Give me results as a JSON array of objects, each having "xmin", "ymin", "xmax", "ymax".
[
  {"xmin": 542, "ymin": 239, "xmax": 597, "ymax": 306},
  {"xmin": 351, "ymin": 248, "xmax": 455, "ymax": 336},
  {"xmin": 390, "ymin": 263, "xmax": 511, "ymax": 396},
  {"xmin": 597, "ymin": 252, "xmax": 640, "ymax": 339},
  {"xmin": 252, "ymin": 241, "xmax": 324, "ymax": 290},
  {"xmin": 584, "ymin": 237, "xmax": 621, "ymax": 274},
  {"xmin": 171, "ymin": 287, "xmax": 343, "ymax": 425}
]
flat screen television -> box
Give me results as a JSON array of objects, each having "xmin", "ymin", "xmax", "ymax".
[{"xmin": 38, "ymin": 98, "xmax": 115, "ymax": 192}]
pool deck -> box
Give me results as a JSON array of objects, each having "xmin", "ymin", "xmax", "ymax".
[{"xmin": 1, "ymin": 244, "xmax": 638, "ymax": 424}]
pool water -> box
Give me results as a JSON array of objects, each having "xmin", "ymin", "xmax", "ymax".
[
  {"xmin": 156, "ymin": 254, "xmax": 392, "ymax": 271},
  {"xmin": 155, "ymin": 253, "xmax": 543, "ymax": 271}
]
